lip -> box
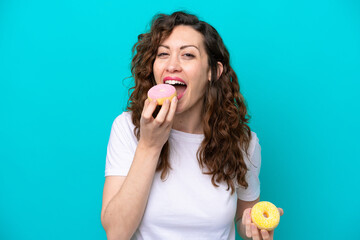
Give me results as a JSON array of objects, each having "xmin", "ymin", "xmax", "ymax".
[
  {"xmin": 163, "ymin": 76, "xmax": 186, "ymax": 85},
  {"xmin": 163, "ymin": 76, "xmax": 187, "ymax": 100}
]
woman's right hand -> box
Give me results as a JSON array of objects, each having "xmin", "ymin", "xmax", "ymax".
[
  {"xmin": 139, "ymin": 97, "xmax": 178, "ymax": 151},
  {"xmin": 242, "ymin": 207, "xmax": 284, "ymax": 240}
]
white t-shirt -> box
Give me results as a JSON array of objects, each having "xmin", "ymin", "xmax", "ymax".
[{"xmin": 105, "ymin": 111, "xmax": 261, "ymax": 240}]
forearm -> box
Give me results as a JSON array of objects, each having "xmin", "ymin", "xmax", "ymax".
[
  {"xmin": 102, "ymin": 143, "xmax": 161, "ymax": 239},
  {"xmin": 236, "ymin": 218, "xmax": 252, "ymax": 240}
]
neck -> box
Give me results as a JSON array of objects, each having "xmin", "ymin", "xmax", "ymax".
[
  {"xmin": 172, "ymin": 116, "xmax": 203, "ymax": 134},
  {"xmin": 172, "ymin": 103, "xmax": 204, "ymax": 134}
]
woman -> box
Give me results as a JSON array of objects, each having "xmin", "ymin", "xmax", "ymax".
[{"xmin": 101, "ymin": 11, "xmax": 283, "ymax": 240}]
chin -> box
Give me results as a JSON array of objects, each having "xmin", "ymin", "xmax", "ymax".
[
  {"xmin": 174, "ymin": 104, "xmax": 185, "ymax": 114},
  {"xmin": 174, "ymin": 108, "xmax": 182, "ymax": 114}
]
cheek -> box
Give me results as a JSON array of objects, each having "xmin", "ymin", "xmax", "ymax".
[
  {"xmin": 192, "ymin": 64, "xmax": 209, "ymax": 84},
  {"xmin": 153, "ymin": 62, "xmax": 162, "ymax": 80},
  {"xmin": 185, "ymin": 62, "xmax": 206, "ymax": 78}
]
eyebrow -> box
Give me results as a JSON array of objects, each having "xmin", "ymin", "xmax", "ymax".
[{"xmin": 159, "ymin": 44, "xmax": 200, "ymax": 51}]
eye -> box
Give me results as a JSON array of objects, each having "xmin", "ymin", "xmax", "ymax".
[
  {"xmin": 157, "ymin": 52, "xmax": 169, "ymax": 57},
  {"xmin": 183, "ymin": 53, "xmax": 195, "ymax": 58}
]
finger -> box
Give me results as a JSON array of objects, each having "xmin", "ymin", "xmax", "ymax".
[
  {"xmin": 269, "ymin": 230, "xmax": 274, "ymax": 238},
  {"xmin": 142, "ymin": 99, "xmax": 158, "ymax": 121},
  {"xmin": 251, "ymin": 224, "xmax": 262, "ymax": 240},
  {"xmin": 165, "ymin": 97, "xmax": 178, "ymax": 124},
  {"xmin": 278, "ymin": 208, "xmax": 284, "ymax": 216},
  {"xmin": 142, "ymin": 99, "xmax": 150, "ymax": 113},
  {"xmin": 154, "ymin": 99, "xmax": 171, "ymax": 125},
  {"xmin": 260, "ymin": 229, "xmax": 270, "ymax": 240},
  {"xmin": 243, "ymin": 208, "xmax": 252, "ymax": 238},
  {"xmin": 242, "ymin": 208, "xmax": 249, "ymax": 225}
]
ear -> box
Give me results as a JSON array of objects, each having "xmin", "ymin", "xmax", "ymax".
[
  {"xmin": 208, "ymin": 62, "xmax": 224, "ymax": 82},
  {"xmin": 207, "ymin": 67, "xmax": 211, "ymax": 81},
  {"xmin": 216, "ymin": 62, "xmax": 223, "ymax": 80}
]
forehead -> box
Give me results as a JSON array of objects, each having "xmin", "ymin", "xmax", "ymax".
[{"xmin": 160, "ymin": 25, "xmax": 205, "ymax": 49}]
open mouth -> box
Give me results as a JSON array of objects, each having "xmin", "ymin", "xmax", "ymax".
[{"xmin": 164, "ymin": 79, "xmax": 187, "ymax": 100}]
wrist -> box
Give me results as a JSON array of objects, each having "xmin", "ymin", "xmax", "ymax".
[{"xmin": 137, "ymin": 140, "xmax": 162, "ymax": 155}]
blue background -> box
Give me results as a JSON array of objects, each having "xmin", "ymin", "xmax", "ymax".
[{"xmin": 1, "ymin": 0, "xmax": 359, "ymax": 239}]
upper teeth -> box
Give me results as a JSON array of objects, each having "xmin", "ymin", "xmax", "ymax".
[{"xmin": 165, "ymin": 80, "xmax": 186, "ymax": 85}]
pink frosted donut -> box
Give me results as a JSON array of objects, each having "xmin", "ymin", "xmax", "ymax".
[{"xmin": 147, "ymin": 84, "xmax": 177, "ymax": 105}]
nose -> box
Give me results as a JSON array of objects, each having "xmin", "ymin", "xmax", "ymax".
[{"xmin": 166, "ymin": 55, "xmax": 182, "ymax": 73}]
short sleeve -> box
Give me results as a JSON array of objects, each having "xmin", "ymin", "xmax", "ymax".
[
  {"xmin": 236, "ymin": 132, "xmax": 261, "ymax": 201},
  {"xmin": 105, "ymin": 113, "xmax": 136, "ymax": 176}
]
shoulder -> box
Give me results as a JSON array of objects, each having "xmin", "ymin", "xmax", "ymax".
[
  {"xmin": 110, "ymin": 111, "xmax": 137, "ymax": 141},
  {"xmin": 113, "ymin": 111, "xmax": 133, "ymax": 126},
  {"xmin": 234, "ymin": 131, "xmax": 261, "ymax": 190},
  {"xmin": 249, "ymin": 131, "xmax": 260, "ymax": 156},
  {"xmin": 245, "ymin": 131, "xmax": 261, "ymax": 168},
  {"xmin": 108, "ymin": 111, "xmax": 138, "ymax": 151},
  {"xmin": 112, "ymin": 111, "xmax": 135, "ymax": 132}
]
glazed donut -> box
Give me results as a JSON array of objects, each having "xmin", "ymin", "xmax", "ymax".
[
  {"xmin": 250, "ymin": 201, "xmax": 280, "ymax": 231},
  {"xmin": 147, "ymin": 84, "xmax": 177, "ymax": 105}
]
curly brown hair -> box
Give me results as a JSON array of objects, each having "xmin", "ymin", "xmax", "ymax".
[{"xmin": 127, "ymin": 11, "xmax": 253, "ymax": 194}]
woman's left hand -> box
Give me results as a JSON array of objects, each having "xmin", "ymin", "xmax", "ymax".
[{"xmin": 242, "ymin": 207, "xmax": 284, "ymax": 240}]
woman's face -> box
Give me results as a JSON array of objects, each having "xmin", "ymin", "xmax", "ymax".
[{"xmin": 153, "ymin": 25, "xmax": 211, "ymax": 114}]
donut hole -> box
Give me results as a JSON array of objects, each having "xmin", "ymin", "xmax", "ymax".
[{"xmin": 263, "ymin": 211, "xmax": 269, "ymax": 218}]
